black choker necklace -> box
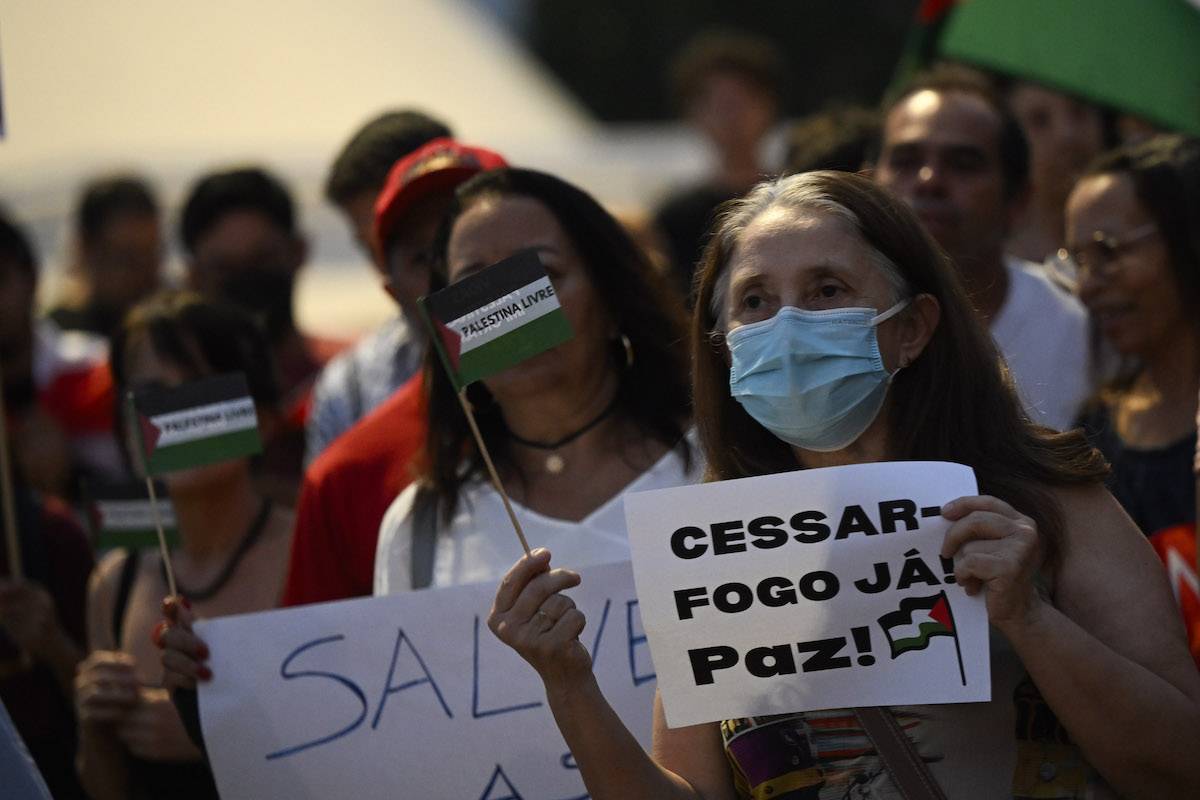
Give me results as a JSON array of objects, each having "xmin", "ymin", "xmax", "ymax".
[
  {"xmin": 161, "ymin": 498, "xmax": 273, "ymax": 602},
  {"xmin": 508, "ymin": 394, "xmax": 620, "ymax": 474}
]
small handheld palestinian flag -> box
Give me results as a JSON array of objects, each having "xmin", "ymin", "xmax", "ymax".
[
  {"xmin": 878, "ymin": 590, "xmax": 966, "ymax": 686},
  {"xmin": 420, "ymin": 249, "xmax": 573, "ymax": 391},
  {"xmin": 418, "ymin": 250, "xmax": 574, "ymax": 556},
  {"xmin": 84, "ymin": 481, "xmax": 179, "ymax": 550},
  {"xmin": 126, "ymin": 372, "xmax": 261, "ymax": 595},
  {"xmin": 128, "ymin": 373, "xmax": 262, "ymax": 477}
]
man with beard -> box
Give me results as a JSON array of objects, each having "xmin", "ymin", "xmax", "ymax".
[
  {"xmin": 179, "ymin": 168, "xmax": 337, "ymax": 504},
  {"xmin": 874, "ymin": 65, "xmax": 1091, "ymax": 430}
]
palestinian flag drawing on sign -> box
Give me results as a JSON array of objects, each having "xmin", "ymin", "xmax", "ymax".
[
  {"xmin": 420, "ymin": 249, "xmax": 573, "ymax": 391},
  {"xmin": 83, "ymin": 481, "xmax": 179, "ymax": 550},
  {"xmin": 128, "ymin": 373, "xmax": 262, "ymax": 476},
  {"xmin": 879, "ymin": 590, "xmax": 966, "ymax": 685}
]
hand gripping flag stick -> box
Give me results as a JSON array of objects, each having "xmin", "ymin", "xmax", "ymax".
[{"xmin": 420, "ymin": 249, "xmax": 575, "ymax": 556}]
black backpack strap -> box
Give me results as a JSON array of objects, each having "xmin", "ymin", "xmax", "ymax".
[
  {"xmin": 111, "ymin": 549, "xmax": 140, "ymax": 647},
  {"xmin": 409, "ymin": 489, "xmax": 438, "ymax": 590}
]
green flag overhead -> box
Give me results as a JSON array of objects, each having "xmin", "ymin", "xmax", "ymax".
[
  {"xmin": 938, "ymin": 0, "xmax": 1200, "ymax": 137},
  {"xmin": 84, "ymin": 480, "xmax": 179, "ymax": 550},
  {"xmin": 128, "ymin": 373, "xmax": 262, "ymax": 476},
  {"xmin": 420, "ymin": 249, "xmax": 573, "ymax": 391}
]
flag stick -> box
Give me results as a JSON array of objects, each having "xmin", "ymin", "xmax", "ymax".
[
  {"xmin": 940, "ymin": 591, "xmax": 967, "ymax": 687},
  {"xmin": 457, "ymin": 389, "xmax": 531, "ymax": 556},
  {"xmin": 0, "ymin": 361, "xmax": 22, "ymax": 581},
  {"xmin": 144, "ymin": 477, "xmax": 178, "ymax": 597}
]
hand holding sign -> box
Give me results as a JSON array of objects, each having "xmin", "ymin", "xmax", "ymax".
[
  {"xmin": 156, "ymin": 595, "xmax": 210, "ymax": 691},
  {"xmin": 941, "ymin": 494, "xmax": 1043, "ymax": 628}
]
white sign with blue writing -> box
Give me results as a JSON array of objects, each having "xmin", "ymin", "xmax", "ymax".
[
  {"xmin": 624, "ymin": 461, "xmax": 991, "ymax": 728},
  {"xmin": 196, "ymin": 560, "xmax": 654, "ymax": 800}
]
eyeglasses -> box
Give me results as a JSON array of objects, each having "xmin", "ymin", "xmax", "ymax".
[{"xmin": 1063, "ymin": 223, "xmax": 1158, "ymax": 278}]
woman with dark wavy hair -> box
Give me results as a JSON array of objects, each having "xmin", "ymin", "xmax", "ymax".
[
  {"xmin": 371, "ymin": 167, "xmax": 697, "ymax": 591},
  {"xmin": 490, "ymin": 171, "xmax": 1200, "ymax": 798}
]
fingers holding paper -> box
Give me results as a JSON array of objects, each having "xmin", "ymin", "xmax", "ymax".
[{"xmin": 940, "ymin": 494, "xmax": 1044, "ymax": 630}]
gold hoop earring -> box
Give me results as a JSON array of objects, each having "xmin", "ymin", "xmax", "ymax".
[{"xmin": 621, "ymin": 333, "xmax": 634, "ymax": 369}]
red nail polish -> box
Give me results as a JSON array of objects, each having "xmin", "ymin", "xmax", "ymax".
[
  {"xmin": 150, "ymin": 621, "xmax": 168, "ymax": 648},
  {"xmin": 196, "ymin": 643, "xmax": 209, "ymax": 660},
  {"xmin": 181, "ymin": 596, "xmax": 192, "ymax": 610},
  {"xmin": 197, "ymin": 665, "xmax": 212, "ymax": 682}
]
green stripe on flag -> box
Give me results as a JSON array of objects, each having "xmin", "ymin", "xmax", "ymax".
[
  {"xmin": 453, "ymin": 309, "xmax": 573, "ymax": 387},
  {"xmin": 888, "ymin": 620, "xmax": 953, "ymax": 656},
  {"xmin": 145, "ymin": 427, "xmax": 262, "ymax": 475}
]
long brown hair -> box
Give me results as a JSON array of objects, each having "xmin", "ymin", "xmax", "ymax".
[
  {"xmin": 422, "ymin": 168, "xmax": 692, "ymax": 522},
  {"xmin": 692, "ymin": 171, "xmax": 1106, "ymax": 571}
]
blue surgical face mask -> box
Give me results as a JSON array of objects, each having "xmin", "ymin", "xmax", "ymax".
[{"xmin": 727, "ymin": 300, "xmax": 909, "ymax": 452}]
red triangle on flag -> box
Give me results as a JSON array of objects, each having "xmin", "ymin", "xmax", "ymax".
[
  {"xmin": 929, "ymin": 595, "xmax": 954, "ymax": 632},
  {"xmin": 434, "ymin": 317, "xmax": 463, "ymax": 371},
  {"xmin": 138, "ymin": 413, "xmax": 161, "ymax": 459}
]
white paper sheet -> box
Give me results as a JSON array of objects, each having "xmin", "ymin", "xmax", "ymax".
[
  {"xmin": 196, "ymin": 560, "xmax": 654, "ymax": 799},
  {"xmin": 623, "ymin": 461, "xmax": 989, "ymax": 728}
]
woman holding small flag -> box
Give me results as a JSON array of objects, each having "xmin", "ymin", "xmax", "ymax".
[
  {"xmin": 370, "ymin": 167, "xmax": 700, "ymax": 592},
  {"xmin": 153, "ymin": 169, "xmax": 701, "ymax": 742},
  {"xmin": 76, "ymin": 291, "xmax": 293, "ymax": 800},
  {"xmin": 489, "ymin": 171, "xmax": 1200, "ymax": 798}
]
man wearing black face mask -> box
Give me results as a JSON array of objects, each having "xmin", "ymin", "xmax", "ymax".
[{"xmin": 179, "ymin": 168, "xmax": 339, "ymax": 504}]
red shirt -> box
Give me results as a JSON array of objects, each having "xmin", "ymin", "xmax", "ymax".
[{"xmin": 280, "ymin": 373, "xmax": 426, "ymax": 606}]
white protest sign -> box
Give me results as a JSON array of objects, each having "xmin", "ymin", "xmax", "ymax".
[
  {"xmin": 624, "ymin": 461, "xmax": 989, "ymax": 728},
  {"xmin": 195, "ymin": 560, "xmax": 655, "ymax": 800}
]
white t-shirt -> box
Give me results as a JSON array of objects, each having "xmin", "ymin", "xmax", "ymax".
[
  {"xmin": 374, "ymin": 439, "xmax": 703, "ymax": 594},
  {"xmin": 990, "ymin": 257, "xmax": 1091, "ymax": 431}
]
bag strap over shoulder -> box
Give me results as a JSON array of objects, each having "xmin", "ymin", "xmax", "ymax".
[
  {"xmin": 854, "ymin": 706, "xmax": 947, "ymax": 800},
  {"xmin": 409, "ymin": 489, "xmax": 439, "ymax": 590}
]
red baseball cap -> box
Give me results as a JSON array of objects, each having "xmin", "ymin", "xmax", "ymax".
[{"xmin": 373, "ymin": 137, "xmax": 507, "ymax": 255}]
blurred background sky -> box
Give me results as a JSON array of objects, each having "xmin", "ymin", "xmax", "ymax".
[{"xmin": 6, "ymin": 0, "xmax": 1195, "ymax": 338}]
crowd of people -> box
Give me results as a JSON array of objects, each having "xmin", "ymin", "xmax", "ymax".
[{"xmin": 1, "ymin": 28, "xmax": 1199, "ymax": 800}]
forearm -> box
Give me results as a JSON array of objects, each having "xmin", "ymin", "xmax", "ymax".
[
  {"xmin": 76, "ymin": 726, "xmax": 130, "ymax": 800},
  {"xmin": 544, "ymin": 675, "xmax": 702, "ymax": 800},
  {"xmin": 1005, "ymin": 601, "xmax": 1200, "ymax": 797}
]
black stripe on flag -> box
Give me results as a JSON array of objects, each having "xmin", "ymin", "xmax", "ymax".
[
  {"xmin": 131, "ymin": 373, "xmax": 251, "ymax": 417},
  {"xmin": 422, "ymin": 249, "xmax": 548, "ymax": 325}
]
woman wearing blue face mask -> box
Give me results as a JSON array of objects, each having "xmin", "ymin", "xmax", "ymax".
[{"xmin": 488, "ymin": 171, "xmax": 1200, "ymax": 798}]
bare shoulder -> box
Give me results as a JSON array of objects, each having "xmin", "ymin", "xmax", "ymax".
[
  {"xmin": 1047, "ymin": 483, "xmax": 1198, "ymax": 692},
  {"xmin": 1048, "ymin": 482, "xmax": 1158, "ymax": 575}
]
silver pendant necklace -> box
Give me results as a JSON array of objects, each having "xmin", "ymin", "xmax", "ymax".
[{"xmin": 508, "ymin": 394, "xmax": 620, "ymax": 475}]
